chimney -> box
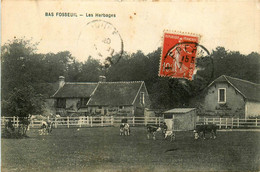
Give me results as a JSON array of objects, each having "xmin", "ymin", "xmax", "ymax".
[
  {"xmin": 59, "ymin": 76, "xmax": 65, "ymax": 88},
  {"xmin": 99, "ymin": 76, "xmax": 106, "ymax": 82}
]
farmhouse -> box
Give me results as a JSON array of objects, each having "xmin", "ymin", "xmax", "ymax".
[
  {"xmin": 201, "ymin": 75, "xmax": 260, "ymax": 118},
  {"xmin": 51, "ymin": 76, "xmax": 151, "ymax": 116}
]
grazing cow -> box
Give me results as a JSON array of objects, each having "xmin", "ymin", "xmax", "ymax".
[
  {"xmin": 39, "ymin": 121, "xmax": 54, "ymax": 135},
  {"xmin": 194, "ymin": 124, "xmax": 217, "ymax": 140},
  {"xmin": 39, "ymin": 121, "xmax": 48, "ymax": 135},
  {"xmin": 120, "ymin": 123, "xmax": 125, "ymax": 135},
  {"xmin": 147, "ymin": 125, "xmax": 161, "ymax": 140},
  {"xmin": 164, "ymin": 130, "xmax": 175, "ymax": 141},
  {"xmin": 119, "ymin": 123, "xmax": 130, "ymax": 136},
  {"xmin": 47, "ymin": 121, "xmax": 54, "ymax": 133},
  {"xmin": 124, "ymin": 123, "xmax": 130, "ymax": 136},
  {"xmin": 162, "ymin": 122, "xmax": 168, "ymax": 135}
]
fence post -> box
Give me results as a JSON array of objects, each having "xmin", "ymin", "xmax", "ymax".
[
  {"xmin": 3, "ymin": 116, "xmax": 5, "ymax": 126},
  {"xmin": 219, "ymin": 118, "xmax": 222, "ymax": 129},
  {"xmin": 83, "ymin": 116, "xmax": 86, "ymax": 127},
  {"xmin": 213, "ymin": 118, "xmax": 215, "ymax": 124},
  {"xmin": 16, "ymin": 116, "xmax": 19, "ymax": 128},
  {"xmin": 225, "ymin": 118, "xmax": 228, "ymax": 129},
  {"xmin": 87, "ymin": 116, "xmax": 89, "ymax": 126},
  {"xmin": 90, "ymin": 116, "xmax": 93, "ymax": 127},
  {"xmin": 231, "ymin": 118, "xmax": 233, "ymax": 129},
  {"xmin": 237, "ymin": 118, "xmax": 239, "ymax": 128},
  {"xmin": 31, "ymin": 118, "xmax": 34, "ymax": 128},
  {"xmin": 13, "ymin": 116, "xmax": 15, "ymax": 127},
  {"xmin": 67, "ymin": 116, "xmax": 70, "ymax": 128},
  {"xmin": 133, "ymin": 116, "xmax": 135, "ymax": 127},
  {"xmin": 204, "ymin": 117, "xmax": 206, "ymax": 124},
  {"xmin": 159, "ymin": 117, "xmax": 161, "ymax": 126},
  {"xmin": 111, "ymin": 116, "xmax": 114, "ymax": 126},
  {"xmin": 155, "ymin": 118, "xmax": 158, "ymax": 125},
  {"xmin": 172, "ymin": 115, "xmax": 175, "ymax": 131},
  {"xmin": 256, "ymin": 118, "xmax": 258, "ymax": 127},
  {"xmin": 79, "ymin": 117, "xmax": 82, "ymax": 128},
  {"xmin": 55, "ymin": 117, "xmax": 57, "ymax": 128},
  {"xmin": 101, "ymin": 116, "xmax": 104, "ymax": 127},
  {"xmin": 145, "ymin": 116, "xmax": 147, "ymax": 126}
]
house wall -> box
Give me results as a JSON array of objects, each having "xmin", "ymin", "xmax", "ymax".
[
  {"xmin": 202, "ymin": 82, "xmax": 245, "ymax": 118},
  {"xmin": 133, "ymin": 84, "xmax": 151, "ymax": 116},
  {"xmin": 43, "ymin": 98, "xmax": 56, "ymax": 116},
  {"xmin": 245, "ymin": 101, "xmax": 260, "ymax": 118},
  {"xmin": 65, "ymin": 98, "xmax": 80, "ymax": 111},
  {"xmin": 55, "ymin": 98, "xmax": 88, "ymax": 116},
  {"xmin": 88, "ymin": 106, "xmax": 134, "ymax": 116}
]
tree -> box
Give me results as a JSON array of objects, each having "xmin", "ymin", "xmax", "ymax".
[
  {"xmin": 77, "ymin": 57, "xmax": 103, "ymax": 82},
  {"xmin": 1, "ymin": 38, "xmax": 45, "ymax": 117},
  {"xmin": 2, "ymin": 86, "xmax": 45, "ymax": 117}
]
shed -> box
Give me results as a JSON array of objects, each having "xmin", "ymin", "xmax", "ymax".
[{"xmin": 163, "ymin": 108, "xmax": 197, "ymax": 131}]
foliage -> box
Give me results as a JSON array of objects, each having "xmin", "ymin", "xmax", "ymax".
[
  {"xmin": 1, "ymin": 38, "xmax": 260, "ymax": 113},
  {"xmin": 1, "ymin": 118, "xmax": 30, "ymax": 138}
]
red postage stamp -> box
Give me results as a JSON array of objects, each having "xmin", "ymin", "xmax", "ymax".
[{"xmin": 159, "ymin": 31, "xmax": 201, "ymax": 80}]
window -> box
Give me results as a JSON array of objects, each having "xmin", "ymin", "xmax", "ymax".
[
  {"xmin": 80, "ymin": 98, "xmax": 89, "ymax": 107},
  {"xmin": 140, "ymin": 92, "xmax": 145, "ymax": 105},
  {"xmin": 218, "ymin": 88, "xmax": 226, "ymax": 103},
  {"xmin": 56, "ymin": 98, "xmax": 66, "ymax": 108}
]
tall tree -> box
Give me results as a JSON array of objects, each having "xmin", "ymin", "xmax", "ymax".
[{"xmin": 1, "ymin": 38, "xmax": 46, "ymax": 117}]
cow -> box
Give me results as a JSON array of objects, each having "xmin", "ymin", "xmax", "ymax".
[
  {"xmin": 47, "ymin": 121, "xmax": 54, "ymax": 134},
  {"xmin": 147, "ymin": 125, "xmax": 161, "ymax": 140},
  {"xmin": 39, "ymin": 121, "xmax": 54, "ymax": 135},
  {"xmin": 124, "ymin": 123, "xmax": 130, "ymax": 136},
  {"xmin": 119, "ymin": 123, "xmax": 130, "ymax": 136},
  {"xmin": 194, "ymin": 124, "xmax": 217, "ymax": 140},
  {"xmin": 164, "ymin": 130, "xmax": 175, "ymax": 141},
  {"xmin": 120, "ymin": 123, "xmax": 125, "ymax": 135},
  {"xmin": 39, "ymin": 121, "xmax": 48, "ymax": 135}
]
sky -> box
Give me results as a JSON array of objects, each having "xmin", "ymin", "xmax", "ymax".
[{"xmin": 2, "ymin": 0, "xmax": 260, "ymax": 62}]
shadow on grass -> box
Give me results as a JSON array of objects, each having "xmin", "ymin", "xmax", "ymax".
[{"xmin": 165, "ymin": 148, "xmax": 178, "ymax": 152}]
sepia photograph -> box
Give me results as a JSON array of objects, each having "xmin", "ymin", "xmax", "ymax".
[{"xmin": 1, "ymin": 0, "xmax": 260, "ymax": 171}]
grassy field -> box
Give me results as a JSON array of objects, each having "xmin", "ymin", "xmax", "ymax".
[{"xmin": 1, "ymin": 127, "xmax": 260, "ymax": 172}]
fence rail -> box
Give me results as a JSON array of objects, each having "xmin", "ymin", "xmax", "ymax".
[
  {"xmin": 1, "ymin": 116, "xmax": 164, "ymax": 129},
  {"xmin": 2, "ymin": 116, "xmax": 260, "ymax": 129},
  {"xmin": 197, "ymin": 117, "xmax": 260, "ymax": 129}
]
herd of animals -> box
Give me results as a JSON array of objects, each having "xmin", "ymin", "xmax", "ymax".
[
  {"xmin": 119, "ymin": 119, "xmax": 217, "ymax": 141},
  {"xmin": 4, "ymin": 117, "xmax": 218, "ymax": 140},
  {"xmin": 146, "ymin": 123, "xmax": 217, "ymax": 141}
]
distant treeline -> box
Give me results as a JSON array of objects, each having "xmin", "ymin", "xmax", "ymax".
[{"xmin": 2, "ymin": 38, "xmax": 260, "ymax": 117}]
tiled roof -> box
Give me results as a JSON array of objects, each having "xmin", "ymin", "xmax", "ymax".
[
  {"xmin": 163, "ymin": 108, "xmax": 196, "ymax": 114},
  {"xmin": 52, "ymin": 83, "xmax": 98, "ymax": 98},
  {"xmin": 87, "ymin": 81, "xmax": 144, "ymax": 106},
  {"xmin": 208, "ymin": 75, "xmax": 260, "ymax": 102}
]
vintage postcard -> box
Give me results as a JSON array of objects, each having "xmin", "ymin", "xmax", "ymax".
[{"xmin": 1, "ymin": 0, "xmax": 260, "ymax": 171}]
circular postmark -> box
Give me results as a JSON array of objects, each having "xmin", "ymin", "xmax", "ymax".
[
  {"xmin": 77, "ymin": 20, "xmax": 124, "ymax": 67},
  {"xmin": 162, "ymin": 41, "xmax": 210, "ymax": 80}
]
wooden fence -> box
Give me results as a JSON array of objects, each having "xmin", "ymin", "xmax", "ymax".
[
  {"xmin": 2, "ymin": 116, "xmax": 260, "ymax": 129},
  {"xmin": 1, "ymin": 116, "xmax": 164, "ymax": 129},
  {"xmin": 197, "ymin": 117, "xmax": 260, "ymax": 129}
]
